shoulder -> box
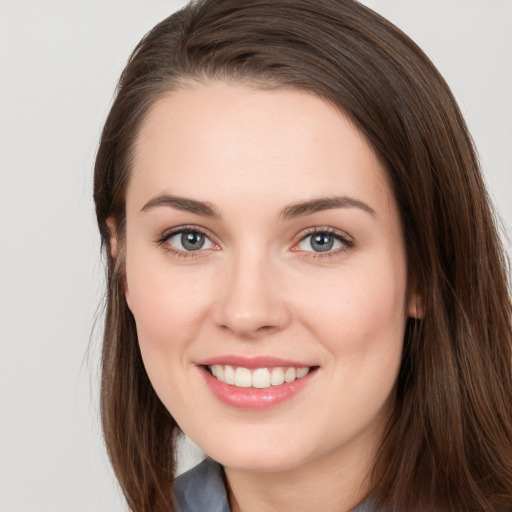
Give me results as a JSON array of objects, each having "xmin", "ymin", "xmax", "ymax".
[{"xmin": 174, "ymin": 457, "xmax": 231, "ymax": 512}]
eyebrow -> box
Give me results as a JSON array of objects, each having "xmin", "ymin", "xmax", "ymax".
[
  {"xmin": 140, "ymin": 195, "xmax": 220, "ymax": 217},
  {"xmin": 279, "ymin": 196, "xmax": 376, "ymax": 220},
  {"xmin": 140, "ymin": 193, "xmax": 376, "ymax": 220}
]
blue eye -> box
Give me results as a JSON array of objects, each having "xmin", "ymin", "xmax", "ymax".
[
  {"xmin": 309, "ymin": 233, "xmax": 336, "ymax": 252},
  {"xmin": 179, "ymin": 231, "xmax": 206, "ymax": 251},
  {"xmin": 160, "ymin": 229, "xmax": 217, "ymax": 253},
  {"xmin": 296, "ymin": 230, "xmax": 351, "ymax": 254}
]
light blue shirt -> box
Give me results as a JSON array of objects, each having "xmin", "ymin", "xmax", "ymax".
[{"xmin": 174, "ymin": 457, "xmax": 380, "ymax": 512}]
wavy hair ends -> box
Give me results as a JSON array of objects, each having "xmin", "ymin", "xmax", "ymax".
[{"xmin": 93, "ymin": 1, "xmax": 512, "ymax": 511}]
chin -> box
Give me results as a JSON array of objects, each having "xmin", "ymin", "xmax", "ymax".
[
  {"xmin": 210, "ymin": 447, "xmax": 305, "ymax": 473},
  {"xmin": 190, "ymin": 427, "xmax": 313, "ymax": 473}
]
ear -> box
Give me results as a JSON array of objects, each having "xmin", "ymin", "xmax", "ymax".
[
  {"xmin": 106, "ymin": 217, "xmax": 132, "ymax": 310},
  {"xmin": 407, "ymin": 284, "xmax": 425, "ymax": 320},
  {"xmin": 106, "ymin": 217, "xmax": 119, "ymax": 259}
]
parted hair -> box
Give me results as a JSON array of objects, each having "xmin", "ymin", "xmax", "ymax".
[{"xmin": 93, "ymin": 1, "xmax": 512, "ymax": 511}]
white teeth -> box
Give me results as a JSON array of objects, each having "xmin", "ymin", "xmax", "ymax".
[
  {"xmin": 234, "ymin": 367, "xmax": 252, "ymax": 387},
  {"xmin": 284, "ymin": 367, "xmax": 296, "ymax": 383},
  {"xmin": 252, "ymin": 368, "xmax": 271, "ymax": 388},
  {"xmin": 216, "ymin": 365, "xmax": 225, "ymax": 381},
  {"xmin": 296, "ymin": 367, "xmax": 309, "ymax": 378},
  {"xmin": 224, "ymin": 365, "xmax": 235, "ymax": 384},
  {"xmin": 270, "ymin": 367, "xmax": 285, "ymax": 386},
  {"xmin": 208, "ymin": 365, "xmax": 311, "ymax": 388}
]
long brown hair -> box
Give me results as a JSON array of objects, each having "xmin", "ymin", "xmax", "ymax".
[{"xmin": 93, "ymin": 1, "xmax": 512, "ymax": 510}]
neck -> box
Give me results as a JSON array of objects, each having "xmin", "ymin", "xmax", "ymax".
[{"xmin": 224, "ymin": 439, "xmax": 377, "ymax": 512}]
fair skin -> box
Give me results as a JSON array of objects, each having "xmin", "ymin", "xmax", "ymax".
[{"xmin": 116, "ymin": 81, "xmax": 419, "ymax": 512}]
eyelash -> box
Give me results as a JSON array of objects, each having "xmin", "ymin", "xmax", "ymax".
[
  {"xmin": 292, "ymin": 227, "xmax": 354, "ymax": 258},
  {"xmin": 155, "ymin": 225, "xmax": 218, "ymax": 259},
  {"xmin": 155, "ymin": 226, "xmax": 354, "ymax": 259}
]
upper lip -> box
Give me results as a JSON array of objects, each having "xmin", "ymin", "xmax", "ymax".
[{"xmin": 197, "ymin": 355, "xmax": 315, "ymax": 369}]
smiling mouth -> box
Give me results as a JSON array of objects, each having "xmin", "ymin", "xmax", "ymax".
[{"xmin": 207, "ymin": 365, "xmax": 314, "ymax": 389}]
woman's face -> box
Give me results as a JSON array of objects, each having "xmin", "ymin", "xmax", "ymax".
[{"xmin": 122, "ymin": 82, "xmax": 417, "ymax": 474}]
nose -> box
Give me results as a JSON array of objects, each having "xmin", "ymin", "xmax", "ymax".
[{"xmin": 212, "ymin": 251, "xmax": 292, "ymax": 339}]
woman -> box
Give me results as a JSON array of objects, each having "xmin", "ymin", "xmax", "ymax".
[{"xmin": 93, "ymin": 1, "xmax": 512, "ymax": 511}]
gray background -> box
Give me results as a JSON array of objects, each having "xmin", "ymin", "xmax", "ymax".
[{"xmin": 1, "ymin": 1, "xmax": 511, "ymax": 511}]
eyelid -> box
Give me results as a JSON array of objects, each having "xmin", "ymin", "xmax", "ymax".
[
  {"xmin": 155, "ymin": 225, "xmax": 220, "ymax": 257},
  {"xmin": 155, "ymin": 224, "xmax": 353, "ymax": 259},
  {"xmin": 291, "ymin": 226, "xmax": 354, "ymax": 256}
]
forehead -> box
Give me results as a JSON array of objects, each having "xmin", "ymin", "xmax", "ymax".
[{"xmin": 128, "ymin": 81, "xmax": 393, "ymax": 216}]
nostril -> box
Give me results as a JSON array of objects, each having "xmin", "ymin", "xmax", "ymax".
[{"xmin": 256, "ymin": 325, "xmax": 277, "ymax": 333}]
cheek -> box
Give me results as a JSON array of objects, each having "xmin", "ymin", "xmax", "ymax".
[
  {"xmin": 124, "ymin": 249, "xmax": 211, "ymax": 363},
  {"xmin": 124, "ymin": 256, "xmax": 212, "ymax": 415},
  {"xmin": 300, "ymin": 260, "xmax": 408, "ymax": 360}
]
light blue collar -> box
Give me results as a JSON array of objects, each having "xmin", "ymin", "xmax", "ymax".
[
  {"xmin": 174, "ymin": 458, "xmax": 230, "ymax": 512},
  {"xmin": 174, "ymin": 457, "xmax": 379, "ymax": 512}
]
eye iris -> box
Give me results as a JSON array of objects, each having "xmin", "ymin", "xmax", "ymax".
[
  {"xmin": 181, "ymin": 231, "xmax": 205, "ymax": 251},
  {"xmin": 311, "ymin": 233, "xmax": 334, "ymax": 252}
]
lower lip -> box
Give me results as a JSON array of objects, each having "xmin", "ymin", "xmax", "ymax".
[{"xmin": 200, "ymin": 366, "xmax": 316, "ymax": 410}]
